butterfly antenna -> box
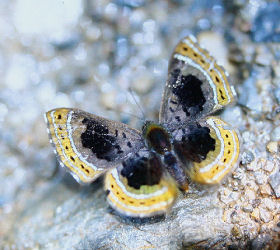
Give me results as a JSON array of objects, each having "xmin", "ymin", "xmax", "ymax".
[
  {"xmin": 106, "ymin": 107, "xmax": 143, "ymax": 121},
  {"xmin": 128, "ymin": 87, "xmax": 146, "ymax": 121}
]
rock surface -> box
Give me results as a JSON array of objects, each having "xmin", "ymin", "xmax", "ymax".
[{"xmin": 1, "ymin": 0, "xmax": 280, "ymax": 249}]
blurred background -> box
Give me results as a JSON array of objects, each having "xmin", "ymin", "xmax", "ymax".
[{"xmin": 1, "ymin": 0, "xmax": 280, "ymax": 248}]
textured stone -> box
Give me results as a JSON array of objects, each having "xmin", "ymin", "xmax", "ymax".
[
  {"xmin": 240, "ymin": 150, "xmax": 255, "ymax": 165},
  {"xmin": 269, "ymin": 172, "xmax": 280, "ymax": 198},
  {"xmin": 259, "ymin": 184, "xmax": 273, "ymax": 196},
  {"xmin": 261, "ymin": 159, "xmax": 275, "ymax": 173},
  {"xmin": 251, "ymin": 208, "xmax": 260, "ymax": 221},
  {"xmin": 266, "ymin": 141, "xmax": 278, "ymax": 154},
  {"xmin": 251, "ymin": 2, "xmax": 280, "ymax": 42},
  {"xmin": 259, "ymin": 208, "xmax": 273, "ymax": 223}
]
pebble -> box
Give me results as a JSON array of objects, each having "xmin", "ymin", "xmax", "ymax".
[
  {"xmin": 242, "ymin": 204, "xmax": 253, "ymax": 213},
  {"xmin": 259, "ymin": 184, "xmax": 272, "ymax": 196},
  {"xmin": 250, "ymin": 234, "xmax": 271, "ymax": 250},
  {"xmin": 251, "ymin": 208, "xmax": 260, "ymax": 221},
  {"xmin": 198, "ymin": 32, "xmax": 230, "ymax": 72},
  {"xmin": 254, "ymin": 171, "xmax": 266, "ymax": 185},
  {"xmin": 259, "ymin": 208, "xmax": 273, "ymax": 223},
  {"xmin": 100, "ymin": 91, "xmax": 117, "ymax": 110},
  {"xmin": 241, "ymin": 150, "xmax": 255, "ymax": 165},
  {"xmin": 131, "ymin": 72, "xmax": 153, "ymax": 94},
  {"xmin": 231, "ymin": 225, "xmax": 242, "ymax": 238},
  {"xmin": 244, "ymin": 188, "xmax": 256, "ymax": 201},
  {"xmin": 246, "ymin": 161, "xmax": 260, "ymax": 172},
  {"xmin": 251, "ymin": 2, "xmax": 280, "ymax": 42},
  {"xmin": 261, "ymin": 159, "xmax": 275, "ymax": 173},
  {"xmin": 260, "ymin": 198, "xmax": 276, "ymax": 212},
  {"xmin": 254, "ymin": 46, "xmax": 272, "ymax": 66},
  {"xmin": 270, "ymin": 127, "xmax": 280, "ymax": 141},
  {"xmin": 273, "ymin": 88, "xmax": 280, "ymax": 104},
  {"xmin": 232, "ymin": 167, "xmax": 245, "ymax": 180},
  {"xmin": 268, "ymin": 172, "xmax": 280, "ymax": 198}
]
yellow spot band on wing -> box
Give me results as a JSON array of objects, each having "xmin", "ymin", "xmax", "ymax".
[
  {"xmin": 188, "ymin": 117, "xmax": 240, "ymax": 184},
  {"xmin": 46, "ymin": 108, "xmax": 103, "ymax": 183},
  {"xmin": 104, "ymin": 169, "xmax": 178, "ymax": 217}
]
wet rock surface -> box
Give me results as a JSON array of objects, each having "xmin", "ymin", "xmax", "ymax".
[{"xmin": 1, "ymin": 0, "xmax": 280, "ymax": 249}]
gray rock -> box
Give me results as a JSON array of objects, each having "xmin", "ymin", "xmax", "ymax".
[{"xmin": 269, "ymin": 171, "xmax": 280, "ymax": 198}]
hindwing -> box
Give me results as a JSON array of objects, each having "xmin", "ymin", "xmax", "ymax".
[{"xmin": 104, "ymin": 150, "xmax": 178, "ymax": 218}]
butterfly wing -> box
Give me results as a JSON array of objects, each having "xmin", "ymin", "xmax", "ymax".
[
  {"xmin": 173, "ymin": 117, "xmax": 240, "ymax": 185},
  {"xmin": 45, "ymin": 108, "xmax": 144, "ymax": 184},
  {"xmin": 159, "ymin": 35, "xmax": 236, "ymax": 125},
  {"xmin": 104, "ymin": 150, "xmax": 178, "ymax": 218}
]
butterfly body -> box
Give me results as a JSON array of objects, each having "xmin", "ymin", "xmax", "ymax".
[{"xmin": 45, "ymin": 35, "xmax": 240, "ymax": 218}]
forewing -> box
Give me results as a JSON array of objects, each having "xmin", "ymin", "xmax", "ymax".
[
  {"xmin": 45, "ymin": 108, "xmax": 144, "ymax": 184},
  {"xmin": 160, "ymin": 35, "xmax": 236, "ymax": 124},
  {"xmin": 173, "ymin": 117, "xmax": 240, "ymax": 185},
  {"xmin": 104, "ymin": 150, "xmax": 178, "ymax": 218}
]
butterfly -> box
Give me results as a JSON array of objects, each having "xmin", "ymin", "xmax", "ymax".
[{"xmin": 45, "ymin": 35, "xmax": 240, "ymax": 218}]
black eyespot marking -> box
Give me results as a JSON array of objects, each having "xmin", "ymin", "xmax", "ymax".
[
  {"xmin": 170, "ymin": 100, "xmax": 178, "ymax": 105},
  {"xmin": 70, "ymin": 156, "xmax": 75, "ymax": 162},
  {"xmin": 183, "ymin": 47, "xmax": 188, "ymax": 51},
  {"xmin": 171, "ymin": 73, "xmax": 206, "ymax": 117},
  {"xmin": 121, "ymin": 155, "xmax": 162, "ymax": 189},
  {"xmin": 115, "ymin": 130, "xmax": 118, "ymax": 137},
  {"xmin": 122, "ymin": 132, "xmax": 127, "ymax": 139},
  {"xmin": 169, "ymin": 107, "xmax": 175, "ymax": 113},
  {"xmin": 225, "ymin": 134, "xmax": 229, "ymax": 138},
  {"xmin": 81, "ymin": 118, "xmax": 119, "ymax": 161},
  {"xmin": 57, "ymin": 114, "xmax": 62, "ymax": 119},
  {"xmin": 127, "ymin": 141, "xmax": 132, "ymax": 148},
  {"xmin": 174, "ymin": 123, "xmax": 215, "ymax": 163}
]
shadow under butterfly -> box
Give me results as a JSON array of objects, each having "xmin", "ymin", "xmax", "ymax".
[{"xmin": 45, "ymin": 35, "xmax": 240, "ymax": 218}]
